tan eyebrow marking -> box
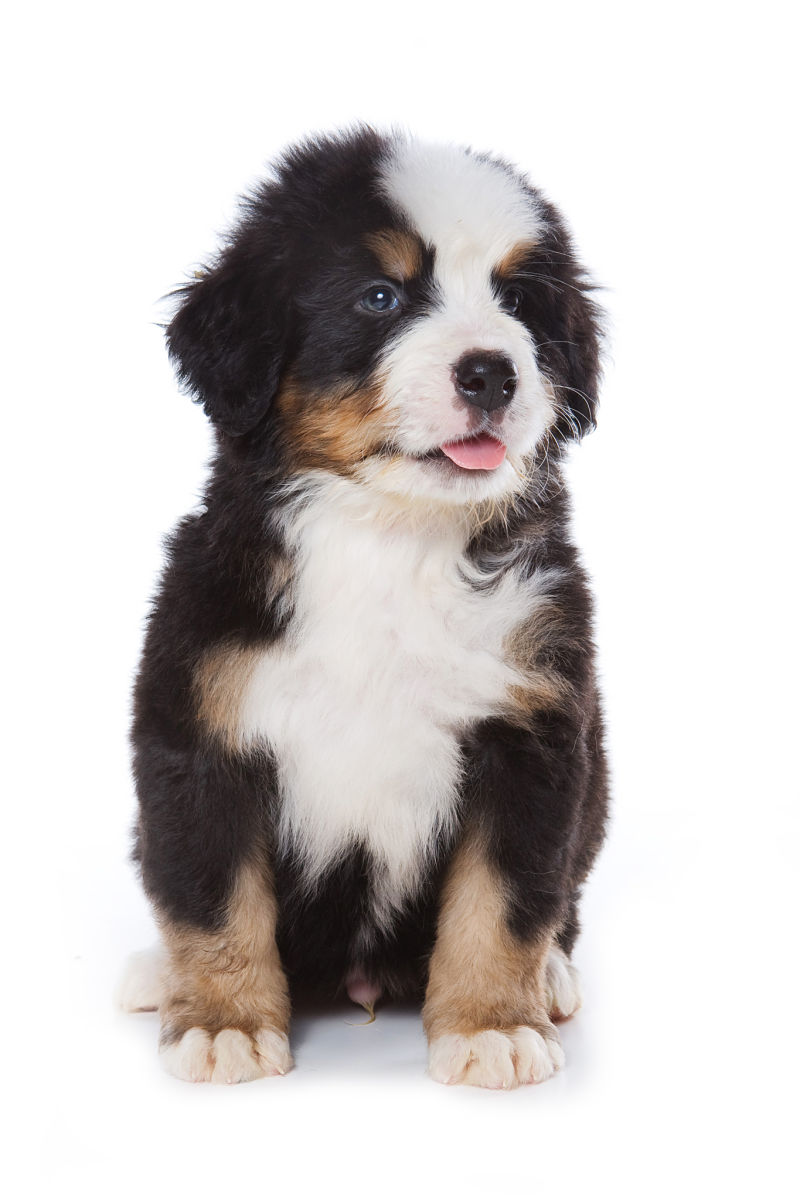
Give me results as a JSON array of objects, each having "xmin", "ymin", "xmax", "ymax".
[
  {"xmin": 496, "ymin": 241, "xmax": 537, "ymax": 278},
  {"xmin": 364, "ymin": 229, "xmax": 424, "ymax": 280}
]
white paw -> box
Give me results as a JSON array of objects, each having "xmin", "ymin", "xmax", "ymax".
[
  {"xmin": 115, "ymin": 946, "xmax": 167, "ymax": 1012},
  {"xmin": 428, "ymin": 1026, "xmax": 564, "ymax": 1089},
  {"xmin": 160, "ymin": 1027, "xmax": 293, "ymax": 1084},
  {"xmin": 545, "ymin": 946, "xmax": 582, "ymax": 1021}
]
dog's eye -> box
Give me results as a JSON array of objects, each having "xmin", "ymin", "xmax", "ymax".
[
  {"xmin": 361, "ymin": 285, "xmax": 400, "ymax": 314},
  {"xmin": 500, "ymin": 287, "xmax": 523, "ymax": 316}
]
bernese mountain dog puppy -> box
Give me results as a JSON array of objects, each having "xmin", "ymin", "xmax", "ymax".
[{"xmin": 122, "ymin": 127, "xmax": 609, "ymax": 1089}]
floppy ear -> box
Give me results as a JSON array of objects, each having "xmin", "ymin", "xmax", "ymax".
[
  {"xmin": 556, "ymin": 268, "xmax": 603, "ymax": 438},
  {"xmin": 526, "ymin": 203, "xmax": 604, "ymax": 440},
  {"xmin": 166, "ymin": 241, "xmax": 287, "ymax": 437}
]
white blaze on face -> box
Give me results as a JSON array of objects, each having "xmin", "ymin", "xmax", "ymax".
[
  {"xmin": 382, "ymin": 140, "xmax": 543, "ymax": 276},
  {"xmin": 372, "ymin": 140, "xmax": 556, "ymax": 503}
]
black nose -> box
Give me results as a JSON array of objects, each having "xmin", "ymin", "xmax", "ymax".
[{"xmin": 453, "ymin": 352, "xmax": 518, "ymax": 412}]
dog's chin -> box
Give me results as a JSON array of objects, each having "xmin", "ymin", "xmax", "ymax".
[{"xmin": 354, "ymin": 446, "xmax": 528, "ymax": 510}]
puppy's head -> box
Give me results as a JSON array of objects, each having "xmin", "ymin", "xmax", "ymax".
[{"xmin": 168, "ymin": 128, "xmax": 602, "ymax": 508}]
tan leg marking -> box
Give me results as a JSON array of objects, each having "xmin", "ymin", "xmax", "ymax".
[
  {"xmin": 158, "ymin": 859, "xmax": 292, "ymax": 1084},
  {"xmin": 423, "ymin": 833, "xmax": 564, "ymax": 1088}
]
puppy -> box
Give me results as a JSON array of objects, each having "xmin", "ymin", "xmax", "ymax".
[{"xmin": 124, "ymin": 128, "xmax": 609, "ymax": 1088}]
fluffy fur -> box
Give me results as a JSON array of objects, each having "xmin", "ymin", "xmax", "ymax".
[{"xmin": 127, "ymin": 128, "xmax": 609, "ymax": 1088}]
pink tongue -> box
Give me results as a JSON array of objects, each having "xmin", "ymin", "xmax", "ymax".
[{"xmin": 440, "ymin": 433, "xmax": 507, "ymax": 470}]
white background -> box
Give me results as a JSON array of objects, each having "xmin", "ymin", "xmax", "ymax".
[{"xmin": 3, "ymin": 1, "xmax": 798, "ymax": 1196}]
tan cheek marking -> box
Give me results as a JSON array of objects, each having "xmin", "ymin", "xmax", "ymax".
[
  {"xmin": 277, "ymin": 377, "xmax": 392, "ymax": 474},
  {"xmin": 496, "ymin": 240, "xmax": 537, "ymax": 279},
  {"xmin": 423, "ymin": 832, "xmax": 555, "ymax": 1040},
  {"xmin": 195, "ymin": 642, "xmax": 260, "ymax": 750},
  {"xmin": 158, "ymin": 859, "xmax": 290, "ymax": 1045},
  {"xmin": 364, "ymin": 228, "xmax": 424, "ymax": 280}
]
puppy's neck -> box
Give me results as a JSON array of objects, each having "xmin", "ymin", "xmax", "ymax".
[{"xmin": 275, "ymin": 469, "xmax": 477, "ymax": 551}]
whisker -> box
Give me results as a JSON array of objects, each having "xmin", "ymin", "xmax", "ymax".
[{"xmin": 515, "ymin": 271, "xmax": 591, "ymax": 298}]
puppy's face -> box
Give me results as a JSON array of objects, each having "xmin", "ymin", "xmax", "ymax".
[{"xmin": 168, "ymin": 130, "xmax": 601, "ymax": 509}]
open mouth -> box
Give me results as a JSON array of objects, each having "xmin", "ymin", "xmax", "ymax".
[{"xmin": 416, "ymin": 431, "xmax": 508, "ymax": 472}]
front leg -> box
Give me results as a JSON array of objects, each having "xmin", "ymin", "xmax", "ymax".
[
  {"xmin": 423, "ymin": 832, "xmax": 566, "ymax": 1088},
  {"xmin": 157, "ymin": 857, "xmax": 292, "ymax": 1084},
  {"xmin": 424, "ymin": 715, "xmax": 587, "ymax": 1089},
  {"xmin": 133, "ymin": 698, "xmax": 293, "ymax": 1084}
]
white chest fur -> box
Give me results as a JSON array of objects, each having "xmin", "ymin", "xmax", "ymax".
[{"xmin": 238, "ymin": 479, "xmax": 537, "ymax": 925}]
